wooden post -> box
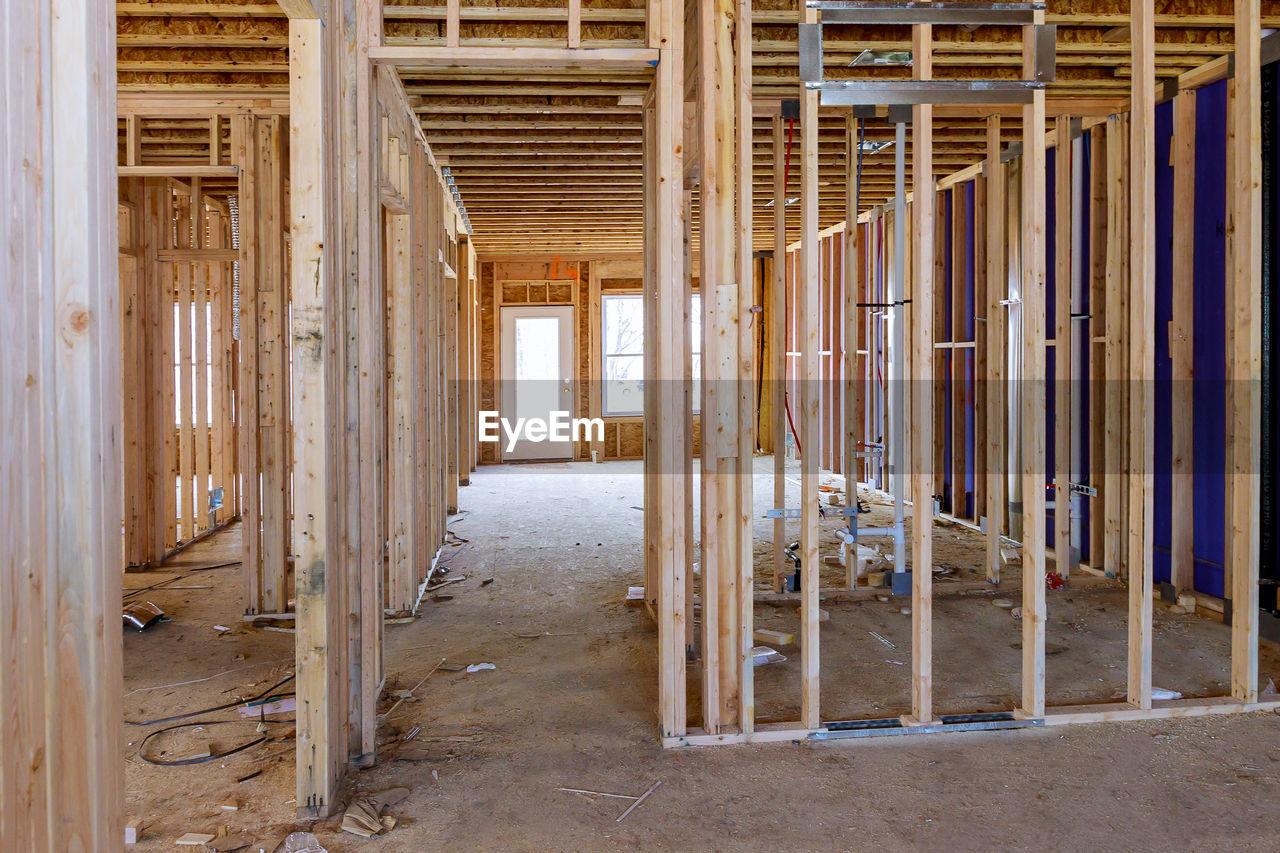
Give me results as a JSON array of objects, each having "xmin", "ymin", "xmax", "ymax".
[
  {"xmin": 1054, "ymin": 116, "xmax": 1072, "ymax": 579},
  {"xmin": 1, "ymin": 0, "xmax": 124, "ymax": 846},
  {"xmin": 356, "ymin": 0, "xmax": 386, "ymax": 763},
  {"xmin": 908, "ymin": 22, "xmax": 935, "ymax": 726},
  {"xmin": 733, "ymin": 0, "xmax": 754, "ymax": 735},
  {"xmin": 445, "ymin": 211, "xmax": 460, "ymax": 512},
  {"xmin": 648, "ymin": 0, "xmax": 687, "ymax": 739},
  {"xmin": 1127, "ymin": 0, "xmax": 1155, "ymax": 711},
  {"xmin": 1230, "ymin": 0, "xmax": 1261, "ymax": 704},
  {"xmin": 698, "ymin": 0, "xmax": 740, "ymax": 732},
  {"xmin": 844, "ymin": 112, "xmax": 861, "ymax": 582},
  {"xmin": 288, "ymin": 11, "xmax": 347, "ymax": 819},
  {"xmin": 1103, "ymin": 116, "xmax": 1127, "ymax": 579},
  {"xmin": 985, "ymin": 116, "xmax": 1005, "ymax": 585},
  {"xmin": 773, "ymin": 116, "xmax": 787, "ymax": 593},
  {"xmin": 233, "ymin": 114, "xmax": 264, "ymax": 608},
  {"xmin": 386, "ymin": 206, "xmax": 417, "ymax": 611},
  {"xmin": 798, "ymin": 0, "xmax": 821, "ymax": 732},
  {"xmin": 1088, "ymin": 126, "xmax": 1108, "ymax": 573},
  {"xmin": 1020, "ymin": 18, "xmax": 1048, "ymax": 719},
  {"xmin": 257, "ymin": 116, "xmax": 290, "ymax": 614},
  {"xmin": 1170, "ymin": 90, "xmax": 1197, "ymax": 595}
]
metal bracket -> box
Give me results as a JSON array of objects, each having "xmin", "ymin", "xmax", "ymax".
[
  {"xmin": 1069, "ymin": 482, "xmax": 1097, "ymax": 497},
  {"xmin": 766, "ymin": 508, "xmax": 802, "ymax": 519},
  {"xmin": 798, "ymin": 23, "xmax": 823, "ymax": 83},
  {"xmin": 808, "ymin": 1, "xmax": 1045, "ymax": 26},
  {"xmin": 1034, "ymin": 24, "xmax": 1057, "ymax": 82}
]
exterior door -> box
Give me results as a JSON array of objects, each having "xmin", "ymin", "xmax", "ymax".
[{"xmin": 499, "ymin": 305, "xmax": 575, "ymax": 461}]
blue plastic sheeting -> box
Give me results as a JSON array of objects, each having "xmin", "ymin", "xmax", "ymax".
[
  {"xmin": 1151, "ymin": 81, "xmax": 1230, "ymax": 598},
  {"xmin": 1191, "ymin": 79, "xmax": 1230, "ymax": 598}
]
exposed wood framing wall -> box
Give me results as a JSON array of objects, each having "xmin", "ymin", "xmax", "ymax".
[
  {"xmin": 736, "ymin": 11, "xmax": 1272, "ymax": 744},
  {"xmin": 5, "ymin": 3, "xmax": 1279, "ymax": 846},
  {"xmin": 119, "ymin": 177, "xmax": 241, "ymax": 570}
]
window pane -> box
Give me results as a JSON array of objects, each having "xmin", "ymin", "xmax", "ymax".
[
  {"xmin": 604, "ymin": 354, "xmax": 644, "ymax": 415},
  {"xmin": 514, "ymin": 317, "xmax": 561, "ymax": 422},
  {"xmin": 514, "ymin": 317, "xmax": 560, "ymax": 381},
  {"xmin": 603, "ymin": 294, "xmax": 644, "ymax": 355}
]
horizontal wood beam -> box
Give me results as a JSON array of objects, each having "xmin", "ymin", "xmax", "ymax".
[{"xmin": 369, "ymin": 46, "xmax": 660, "ymax": 70}]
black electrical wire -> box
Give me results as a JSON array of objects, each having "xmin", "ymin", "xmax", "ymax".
[
  {"xmin": 137, "ymin": 719, "xmax": 293, "ymax": 767},
  {"xmin": 125, "ymin": 672, "xmax": 296, "ymax": 727}
]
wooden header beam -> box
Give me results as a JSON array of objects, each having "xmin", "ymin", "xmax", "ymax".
[{"xmin": 368, "ymin": 46, "xmax": 660, "ymax": 70}]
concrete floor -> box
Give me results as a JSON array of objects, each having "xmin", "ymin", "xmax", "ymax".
[{"xmin": 121, "ymin": 459, "xmax": 1280, "ymax": 851}]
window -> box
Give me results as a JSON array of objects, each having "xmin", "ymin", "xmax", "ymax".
[{"xmin": 601, "ymin": 293, "xmax": 701, "ymax": 417}]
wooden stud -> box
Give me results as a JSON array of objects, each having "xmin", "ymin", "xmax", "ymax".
[
  {"xmin": 734, "ymin": 0, "xmax": 755, "ymax": 735},
  {"xmin": 1103, "ymin": 116, "xmax": 1127, "ymax": 580},
  {"xmin": 446, "ymin": 0, "xmax": 460, "ymax": 47},
  {"xmin": 1054, "ymin": 116, "xmax": 1073, "ymax": 579},
  {"xmin": 568, "ymin": 0, "xmax": 581, "ymax": 49},
  {"xmin": 1020, "ymin": 19, "xmax": 1048, "ymax": 719},
  {"xmin": 984, "ymin": 116, "xmax": 1005, "ymax": 585},
  {"xmin": 1, "ymin": 0, "xmax": 124, "ymax": 846},
  {"xmin": 1127, "ymin": 0, "xmax": 1155, "ymax": 711},
  {"xmin": 908, "ymin": 22, "xmax": 935, "ymax": 726},
  {"xmin": 1088, "ymin": 125, "xmax": 1108, "ymax": 573},
  {"xmin": 288, "ymin": 13, "xmax": 344, "ymax": 819},
  {"xmin": 773, "ymin": 116, "xmax": 788, "ymax": 594},
  {"xmin": 1170, "ymin": 90, "xmax": 1196, "ymax": 595},
  {"xmin": 844, "ymin": 111, "xmax": 860, "ymax": 582},
  {"xmin": 798, "ymin": 0, "xmax": 821, "ymax": 732},
  {"xmin": 1230, "ymin": 0, "xmax": 1261, "ymax": 704}
]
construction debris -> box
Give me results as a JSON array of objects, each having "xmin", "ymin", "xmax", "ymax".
[
  {"xmin": 175, "ymin": 832, "xmax": 217, "ymax": 846},
  {"xmin": 277, "ymin": 832, "xmax": 327, "ymax": 853},
  {"xmin": 340, "ymin": 788, "xmax": 410, "ymax": 838},
  {"xmin": 753, "ymin": 628, "xmax": 795, "ymax": 646},
  {"xmin": 122, "ymin": 601, "xmax": 165, "ymax": 631},
  {"xmin": 751, "ymin": 646, "xmax": 786, "ymax": 666},
  {"xmin": 869, "ymin": 631, "xmax": 896, "ymax": 650},
  {"xmin": 124, "ymin": 818, "xmax": 142, "ymax": 845}
]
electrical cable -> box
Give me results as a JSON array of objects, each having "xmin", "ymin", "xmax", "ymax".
[
  {"xmin": 125, "ymin": 672, "xmax": 296, "ymax": 727},
  {"xmin": 137, "ymin": 719, "xmax": 293, "ymax": 767}
]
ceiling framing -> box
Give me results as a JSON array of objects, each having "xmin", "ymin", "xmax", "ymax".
[{"xmin": 118, "ymin": 0, "xmax": 1274, "ymax": 253}]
